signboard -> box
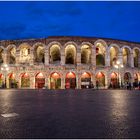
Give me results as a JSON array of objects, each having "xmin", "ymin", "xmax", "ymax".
[{"xmin": 81, "ymin": 82, "xmax": 89, "ymax": 85}]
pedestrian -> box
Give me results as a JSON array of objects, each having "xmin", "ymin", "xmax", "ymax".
[
  {"xmin": 129, "ymin": 82, "xmax": 131, "ymax": 90},
  {"xmin": 96, "ymin": 80, "xmax": 99, "ymax": 90}
]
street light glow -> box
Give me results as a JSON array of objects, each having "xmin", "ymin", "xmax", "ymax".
[{"xmin": 116, "ymin": 60, "xmax": 120, "ymax": 65}]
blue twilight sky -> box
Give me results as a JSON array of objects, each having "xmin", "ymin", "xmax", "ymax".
[{"xmin": 0, "ymin": 1, "xmax": 140, "ymax": 42}]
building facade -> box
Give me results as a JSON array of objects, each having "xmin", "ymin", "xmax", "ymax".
[{"xmin": 0, "ymin": 36, "xmax": 140, "ymax": 89}]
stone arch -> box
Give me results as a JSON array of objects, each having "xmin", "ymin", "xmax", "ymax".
[
  {"xmin": 134, "ymin": 73, "xmax": 139, "ymax": 83},
  {"xmin": 8, "ymin": 73, "xmax": 17, "ymax": 88},
  {"xmin": 95, "ymin": 40, "xmax": 107, "ymax": 66},
  {"xmin": 49, "ymin": 44, "xmax": 61, "ymax": 64},
  {"xmin": 0, "ymin": 73, "xmax": 3, "ymax": 87},
  {"xmin": 133, "ymin": 47, "xmax": 140, "ymax": 68},
  {"xmin": 49, "ymin": 72, "xmax": 61, "ymax": 89},
  {"xmin": 81, "ymin": 72, "xmax": 92, "ymax": 88},
  {"xmin": 0, "ymin": 46, "xmax": 5, "ymax": 64},
  {"xmin": 65, "ymin": 42, "xmax": 77, "ymax": 64},
  {"xmin": 35, "ymin": 72, "xmax": 45, "ymax": 88},
  {"xmin": 18, "ymin": 43, "xmax": 31, "ymax": 64},
  {"xmin": 65, "ymin": 72, "xmax": 76, "ymax": 89},
  {"xmin": 110, "ymin": 72, "xmax": 118, "ymax": 88},
  {"xmin": 81, "ymin": 43, "xmax": 92, "ymax": 64},
  {"xmin": 121, "ymin": 46, "xmax": 132, "ymax": 67},
  {"xmin": 95, "ymin": 71, "xmax": 106, "ymax": 88},
  {"xmin": 33, "ymin": 43, "xmax": 45, "ymax": 63},
  {"xmin": 109, "ymin": 44, "xmax": 120, "ymax": 66},
  {"xmin": 7, "ymin": 45, "xmax": 16, "ymax": 64},
  {"xmin": 20, "ymin": 72, "xmax": 30, "ymax": 88},
  {"xmin": 123, "ymin": 72, "xmax": 132, "ymax": 83}
]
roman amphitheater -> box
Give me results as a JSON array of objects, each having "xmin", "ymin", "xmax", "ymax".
[{"xmin": 0, "ymin": 36, "xmax": 140, "ymax": 89}]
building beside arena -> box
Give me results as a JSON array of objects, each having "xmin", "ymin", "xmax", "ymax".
[{"xmin": 0, "ymin": 36, "xmax": 140, "ymax": 89}]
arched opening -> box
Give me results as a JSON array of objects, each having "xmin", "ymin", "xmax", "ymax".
[
  {"xmin": 65, "ymin": 72, "xmax": 76, "ymax": 89},
  {"xmin": 65, "ymin": 44, "xmax": 76, "ymax": 64},
  {"xmin": 96, "ymin": 72, "xmax": 105, "ymax": 88},
  {"xmin": 134, "ymin": 73, "xmax": 138, "ymax": 83},
  {"xmin": 0, "ymin": 48, "xmax": 4, "ymax": 64},
  {"xmin": 8, "ymin": 47, "xmax": 16, "ymax": 64},
  {"xmin": 0, "ymin": 74, "xmax": 3, "ymax": 88},
  {"xmin": 124, "ymin": 72, "xmax": 131, "ymax": 83},
  {"xmin": 133, "ymin": 49, "xmax": 139, "ymax": 67},
  {"xmin": 81, "ymin": 72, "xmax": 91, "ymax": 89},
  {"xmin": 50, "ymin": 72, "xmax": 61, "ymax": 89},
  {"xmin": 21, "ymin": 73, "xmax": 30, "ymax": 88},
  {"xmin": 35, "ymin": 72, "xmax": 45, "ymax": 89},
  {"xmin": 81, "ymin": 45, "xmax": 91, "ymax": 64},
  {"xmin": 134, "ymin": 73, "xmax": 139, "ymax": 88},
  {"xmin": 49, "ymin": 44, "xmax": 61, "ymax": 64},
  {"xmin": 110, "ymin": 46, "xmax": 119, "ymax": 66},
  {"xmin": 96, "ymin": 43, "xmax": 105, "ymax": 66},
  {"xmin": 122, "ymin": 48, "xmax": 131, "ymax": 67},
  {"xmin": 20, "ymin": 44, "xmax": 30, "ymax": 64},
  {"xmin": 110, "ymin": 72, "xmax": 118, "ymax": 88},
  {"xmin": 34, "ymin": 45, "xmax": 45, "ymax": 63},
  {"xmin": 8, "ymin": 73, "xmax": 17, "ymax": 88}
]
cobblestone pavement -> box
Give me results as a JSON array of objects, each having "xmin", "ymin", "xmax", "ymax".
[{"xmin": 0, "ymin": 89, "xmax": 140, "ymax": 138}]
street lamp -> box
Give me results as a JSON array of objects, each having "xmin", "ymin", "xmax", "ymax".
[
  {"xmin": 114, "ymin": 60, "xmax": 123, "ymax": 88},
  {"xmin": 1, "ymin": 64, "xmax": 9, "ymax": 88}
]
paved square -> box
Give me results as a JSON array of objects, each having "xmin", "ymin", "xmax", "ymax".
[{"xmin": 0, "ymin": 89, "xmax": 140, "ymax": 138}]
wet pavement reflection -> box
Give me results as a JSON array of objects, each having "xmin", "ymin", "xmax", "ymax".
[{"xmin": 0, "ymin": 89, "xmax": 140, "ymax": 138}]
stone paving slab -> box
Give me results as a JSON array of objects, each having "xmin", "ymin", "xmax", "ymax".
[{"xmin": 0, "ymin": 89, "xmax": 140, "ymax": 138}]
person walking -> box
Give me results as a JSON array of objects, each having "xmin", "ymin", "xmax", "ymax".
[
  {"xmin": 139, "ymin": 81, "xmax": 140, "ymax": 90},
  {"xmin": 96, "ymin": 80, "xmax": 99, "ymax": 90}
]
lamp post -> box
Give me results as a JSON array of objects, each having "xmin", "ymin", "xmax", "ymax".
[
  {"xmin": 1, "ymin": 64, "xmax": 9, "ymax": 88},
  {"xmin": 114, "ymin": 60, "xmax": 123, "ymax": 88}
]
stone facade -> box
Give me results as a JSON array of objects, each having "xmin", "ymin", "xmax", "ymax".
[{"xmin": 0, "ymin": 36, "xmax": 140, "ymax": 89}]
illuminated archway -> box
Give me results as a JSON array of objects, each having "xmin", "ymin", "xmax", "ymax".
[
  {"xmin": 49, "ymin": 44, "xmax": 61, "ymax": 64},
  {"xmin": 7, "ymin": 46, "xmax": 16, "ymax": 64},
  {"xmin": 81, "ymin": 45, "xmax": 91, "ymax": 64},
  {"xmin": 96, "ymin": 72, "xmax": 105, "ymax": 87},
  {"xmin": 96, "ymin": 43, "xmax": 105, "ymax": 66},
  {"xmin": 124, "ymin": 72, "xmax": 131, "ymax": 83},
  {"xmin": 110, "ymin": 72, "xmax": 118, "ymax": 88},
  {"xmin": 34, "ymin": 45, "xmax": 45, "ymax": 63},
  {"xmin": 65, "ymin": 72, "xmax": 76, "ymax": 89},
  {"xmin": 133, "ymin": 49, "xmax": 139, "ymax": 67},
  {"xmin": 8, "ymin": 73, "xmax": 16, "ymax": 88},
  {"xmin": 134, "ymin": 73, "xmax": 138, "ymax": 83},
  {"xmin": 110, "ymin": 46, "xmax": 119, "ymax": 66},
  {"xmin": 0, "ymin": 48, "xmax": 4, "ymax": 64},
  {"xmin": 35, "ymin": 72, "xmax": 45, "ymax": 89},
  {"xmin": 122, "ymin": 48, "xmax": 131, "ymax": 66},
  {"xmin": 19, "ymin": 44, "xmax": 30, "ymax": 64},
  {"xmin": 65, "ymin": 44, "xmax": 76, "ymax": 64},
  {"xmin": 21, "ymin": 73, "xmax": 30, "ymax": 88},
  {"xmin": 81, "ymin": 72, "xmax": 91, "ymax": 88},
  {"xmin": 50, "ymin": 72, "xmax": 61, "ymax": 89},
  {"xmin": 0, "ymin": 74, "xmax": 3, "ymax": 87}
]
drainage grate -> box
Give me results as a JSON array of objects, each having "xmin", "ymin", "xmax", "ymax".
[{"xmin": 1, "ymin": 113, "xmax": 19, "ymax": 118}]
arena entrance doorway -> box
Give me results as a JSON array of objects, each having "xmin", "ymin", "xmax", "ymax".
[
  {"xmin": 81, "ymin": 72, "xmax": 91, "ymax": 89},
  {"xmin": 65, "ymin": 72, "xmax": 76, "ymax": 89},
  {"xmin": 21, "ymin": 73, "xmax": 30, "ymax": 88},
  {"xmin": 124, "ymin": 72, "xmax": 131, "ymax": 83},
  {"xmin": 50, "ymin": 72, "xmax": 61, "ymax": 89},
  {"xmin": 35, "ymin": 72, "xmax": 45, "ymax": 89},
  {"xmin": 110, "ymin": 72, "xmax": 118, "ymax": 88},
  {"xmin": 96, "ymin": 72, "xmax": 105, "ymax": 88},
  {"xmin": 8, "ymin": 73, "xmax": 16, "ymax": 88}
]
